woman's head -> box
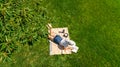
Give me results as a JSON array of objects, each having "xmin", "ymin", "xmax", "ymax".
[{"xmin": 71, "ymin": 45, "xmax": 79, "ymax": 53}]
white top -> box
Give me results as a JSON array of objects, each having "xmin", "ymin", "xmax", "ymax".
[{"xmin": 59, "ymin": 39, "xmax": 69, "ymax": 47}]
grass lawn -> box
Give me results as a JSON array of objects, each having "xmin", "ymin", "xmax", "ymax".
[{"xmin": 0, "ymin": 0, "xmax": 120, "ymax": 67}]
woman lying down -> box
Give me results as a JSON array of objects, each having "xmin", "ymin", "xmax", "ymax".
[{"xmin": 47, "ymin": 23, "xmax": 79, "ymax": 53}]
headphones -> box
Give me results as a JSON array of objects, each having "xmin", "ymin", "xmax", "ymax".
[
  {"xmin": 63, "ymin": 33, "xmax": 68, "ymax": 38},
  {"xmin": 59, "ymin": 29, "xmax": 68, "ymax": 38}
]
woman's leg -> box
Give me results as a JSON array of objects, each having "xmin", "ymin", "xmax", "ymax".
[
  {"xmin": 47, "ymin": 23, "xmax": 56, "ymax": 40},
  {"xmin": 48, "ymin": 35, "xmax": 54, "ymax": 40}
]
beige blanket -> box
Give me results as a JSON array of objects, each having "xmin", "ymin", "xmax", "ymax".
[{"xmin": 49, "ymin": 27, "xmax": 72, "ymax": 55}]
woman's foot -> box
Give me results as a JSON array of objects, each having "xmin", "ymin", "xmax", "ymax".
[{"xmin": 46, "ymin": 23, "xmax": 52, "ymax": 29}]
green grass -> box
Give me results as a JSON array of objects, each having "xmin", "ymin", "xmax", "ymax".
[{"xmin": 0, "ymin": 0, "xmax": 120, "ymax": 67}]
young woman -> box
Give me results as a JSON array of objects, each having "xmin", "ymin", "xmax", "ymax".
[{"xmin": 47, "ymin": 23, "xmax": 78, "ymax": 53}]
